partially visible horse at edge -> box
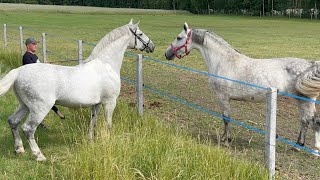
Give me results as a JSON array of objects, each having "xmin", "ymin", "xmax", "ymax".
[
  {"xmin": 0, "ymin": 19, "xmax": 155, "ymax": 161},
  {"xmin": 165, "ymin": 22, "xmax": 320, "ymax": 154}
]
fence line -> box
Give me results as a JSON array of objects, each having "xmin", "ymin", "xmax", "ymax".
[{"xmin": 3, "ymin": 23, "xmax": 320, "ymax": 179}]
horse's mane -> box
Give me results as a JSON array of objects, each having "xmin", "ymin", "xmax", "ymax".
[
  {"xmin": 192, "ymin": 29, "xmax": 242, "ymax": 54},
  {"xmin": 85, "ymin": 25, "xmax": 130, "ymax": 62}
]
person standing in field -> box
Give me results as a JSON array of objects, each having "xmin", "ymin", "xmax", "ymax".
[{"xmin": 22, "ymin": 37, "xmax": 65, "ymax": 128}]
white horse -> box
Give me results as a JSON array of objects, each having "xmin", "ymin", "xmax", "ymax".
[
  {"xmin": 165, "ymin": 22, "xmax": 320, "ymax": 154},
  {"xmin": 0, "ymin": 19, "xmax": 155, "ymax": 161}
]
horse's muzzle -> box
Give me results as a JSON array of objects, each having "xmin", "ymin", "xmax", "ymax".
[
  {"xmin": 164, "ymin": 48, "xmax": 175, "ymax": 60},
  {"xmin": 147, "ymin": 43, "xmax": 155, "ymax": 53}
]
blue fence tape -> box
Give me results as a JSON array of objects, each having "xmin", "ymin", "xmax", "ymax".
[
  {"xmin": 121, "ymin": 76, "xmax": 320, "ymax": 156},
  {"xmin": 278, "ymin": 91, "xmax": 320, "ymax": 105},
  {"xmin": 82, "ymin": 41, "xmax": 96, "ymax": 47},
  {"xmin": 143, "ymin": 56, "xmax": 268, "ymax": 91},
  {"xmin": 143, "ymin": 56, "xmax": 320, "ymax": 105}
]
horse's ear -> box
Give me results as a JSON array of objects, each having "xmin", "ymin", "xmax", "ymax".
[
  {"xmin": 184, "ymin": 22, "xmax": 189, "ymax": 32},
  {"xmin": 135, "ymin": 21, "xmax": 140, "ymax": 26},
  {"xmin": 131, "ymin": 21, "xmax": 140, "ymax": 29},
  {"xmin": 128, "ymin": 19, "xmax": 133, "ymax": 25}
]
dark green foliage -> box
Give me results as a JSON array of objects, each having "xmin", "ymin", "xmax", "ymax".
[{"xmin": 1, "ymin": 0, "xmax": 320, "ymax": 17}]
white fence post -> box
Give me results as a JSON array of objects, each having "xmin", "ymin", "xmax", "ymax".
[
  {"xmin": 265, "ymin": 87, "xmax": 277, "ymax": 180},
  {"xmin": 3, "ymin": 24, "xmax": 7, "ymax": 48},
  {"xmin": 78, "ymin": 40, "xmax": 83, "ymax": 64},
  {"xmin": 136, "ymin": 54, "xmax": 143, "ymax": 115},
  {"xmin": 42, "ymin": 33, "xmax": 47, "ymax": 63},
  {"xmin": 19, "ymin": 26, "xmax": 23, "ymax": 55}
]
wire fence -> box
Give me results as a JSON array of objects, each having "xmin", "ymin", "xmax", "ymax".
[{"xmin": 1, "ymin": 23, "xmax": 320, "ymax": 179}]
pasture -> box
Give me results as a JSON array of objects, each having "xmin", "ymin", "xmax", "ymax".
[{"xmin": 1, "ymin": 4, "xmax": 320, "ymax": 179}]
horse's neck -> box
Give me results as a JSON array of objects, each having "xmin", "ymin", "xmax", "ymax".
[
  {"xmin": 98, "ymin": 36, "xmax": 130, "ymax": 74},
  {"xmin": 194, "ymin": 35, "xmax": 249, "ymax": 74},
  {"xmin": 85, "ymin": 28, "xmax": 131, "ymax": 75}
]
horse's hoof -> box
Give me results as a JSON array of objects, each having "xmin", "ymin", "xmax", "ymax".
[
  {"xmin": 36, "ymin": 154, "xmax": 47, "ymax": 162},
  {"xmin": 312, "ymin": 149, "xmax": 320, "ymax": 157},
  {"xmin": 221, "ymin": 134, "xmax": 232, "ymax": 143},
  {"xmin": 15, "ymin": 147, "xmax": 25, "ymax": 154},
  {"xmin": 291, "ymin": 146, "xmax": 301, "ymax": 152},
  {"xmin": 223, "ymin": 142, "xmax": 230, "ymax": 147}
]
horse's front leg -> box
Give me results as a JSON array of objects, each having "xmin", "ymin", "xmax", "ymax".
[
  {"xmin": 219, "ymin": 97, "xmax": 231, "ymax": 146},
  {"xmin": 89, "ymin": 104, "xmax": 101, "ymax": 140},
  {"xmin": 103, "ymin": 98, "xmax": 117, "ymax": 131}
]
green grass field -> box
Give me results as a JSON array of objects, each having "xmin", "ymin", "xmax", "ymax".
[
  {"xmin": 0, "ymin": 52, "xmax": 268, "ymax": 179},
  {"xmin": 1, "ymin": 3, "xmax": 320, "ymax": 179}
]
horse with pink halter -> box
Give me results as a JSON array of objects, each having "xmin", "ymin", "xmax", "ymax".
[{"xmin": 165, "ymin": 22, "xmax": 320, "ymax": 155}]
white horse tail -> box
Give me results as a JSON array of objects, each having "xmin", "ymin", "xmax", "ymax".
[
  {"xmin": 0, "ymin": 68, "xmax": 20, "ymax": 96},
  {"xmin": 296, "ymin": 62, "xmax": 320, "ymax": 97}
]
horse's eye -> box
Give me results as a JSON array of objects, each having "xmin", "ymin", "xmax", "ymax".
[
  {"xmin": 138, "ymin": 33, "xmax": 143, "ymax": 36},
  {"xmin": 177, "ymin": 36, "xmax": 182, "ymax": 40}
]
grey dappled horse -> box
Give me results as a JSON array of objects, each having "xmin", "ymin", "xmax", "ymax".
[
  {"xmin": 0, "ymin": 19, "xmax": 155, "ymax": 161},
  {"xmin": 165, "ymin": 22, "xmax": 320, "ymax": 154}
]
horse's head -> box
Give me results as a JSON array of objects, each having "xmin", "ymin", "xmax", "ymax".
[
  {"xmin": 165, "ymin": 22, "xmax": 192, "ymax": 60},
  {"xmin": 127, "ymin": 19, "xmax": 155, "ymax": 53}
]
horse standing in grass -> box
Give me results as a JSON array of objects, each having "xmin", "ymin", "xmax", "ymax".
[
  {"xmin": 0, "ymin": 19, "xmax": 155, "ymax": 161},
  {"xmin": 165, "ymin": 22, "xmax": 320, "ymax": 154}
]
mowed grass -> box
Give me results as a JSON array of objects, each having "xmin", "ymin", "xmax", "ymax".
[{"xmin": 1, "ymin": 5, "xmax": 320, "ymax": 179}]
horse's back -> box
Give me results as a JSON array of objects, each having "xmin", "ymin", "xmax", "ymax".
[
  {"xmin": 14, "ymin": 62, "xmax": 120, "ymax": 107},
  {"xmin": 210, "ymin": 57, "xmax": 314, "ymax": 101}
]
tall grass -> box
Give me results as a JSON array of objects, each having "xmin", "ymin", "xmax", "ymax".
[
  {"xmin": 0, "ymin": 49, "xmax": 268, "ymax": 179},
  {"xmin": 0, "ymin": 50, "xmax": 21, "ymax": 73},
  {"xmin": 56, "ymin": 102, "xmax": 268, "ymax": 179}
]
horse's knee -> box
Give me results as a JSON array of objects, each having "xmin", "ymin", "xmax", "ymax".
[
  {"xmin": 8, "ymin": 117, "xmax": 18, "ymax": 129},
  {"xmin": 21, "ymin": 123, "xmax": 36, "ymax": 139}
]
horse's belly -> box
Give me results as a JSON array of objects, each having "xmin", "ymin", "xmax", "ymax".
[
  {"xmin": 56, "ymin": 92, "xmax": 101, "ymax": 107},
  {"xmin": 231, "ymin": 94, "xmax": 265, "ymax": 102},
  {"xmin": 55, "ymin": 99, "xmax": 97, "ymax": 108}
]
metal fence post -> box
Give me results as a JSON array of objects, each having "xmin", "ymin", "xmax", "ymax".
[
  {"xmin": 42, "ymin": 33, "xmax": 47, "ymax": 63},
  {"xmin": 3, "ymin": 24, "xmax": 7, "ymax": 48},
  {"xmin": 265, "ymin": 87, "xmax": 277, "ymax": 180},
  {"xmin": 136, "ymin": 54, "xmax": 143, "ymax": 115},
  {"xmin": 19, "ymin": 26, "xmax": 23, "ymax": 55},
  {"xmin": 78, "ymin": 40, "xmax": 83, "ymax": 64}
]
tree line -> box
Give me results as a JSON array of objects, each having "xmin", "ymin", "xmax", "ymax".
[{"xmin": 1, "ymin": 0, "xmax": 319, "ymax": 17}]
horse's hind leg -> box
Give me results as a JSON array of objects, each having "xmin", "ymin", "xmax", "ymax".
[
  {"xmin": 8, "ymin": 104, "xmax": 29, "ymax": 154},
  {"xmin": 21, "ymin": 108, "xmax": 50, "ymax": 161},
  {"xmin": 89, "ymin": 104, "xmax": 101, "ymax": 139},
  {"xmin": 312, "ymin": 113, "xmax": 320, "ymax": 156},
  {"xmin": 296, "ymin": 99, "xmax": 316, "ymax": 150}
]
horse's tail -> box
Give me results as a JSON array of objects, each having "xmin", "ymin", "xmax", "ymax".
[
  {"xmin": 0, "ymin": 68, "xmax": 20, "ymax": 96},
  {"xmin": 296, "ymin": 62, "xmax": 320, "ymax": 97}
]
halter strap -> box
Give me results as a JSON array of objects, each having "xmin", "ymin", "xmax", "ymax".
[
  {"xmin": 129, "ymin": 28, "xmax": 150, "ymax": 51},
  {"xmin": 171, "ymin": 29, "xmax": 192, "ymax": 59}
]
